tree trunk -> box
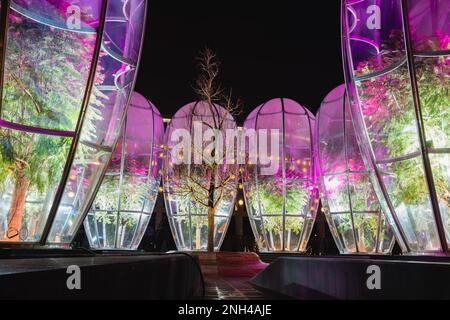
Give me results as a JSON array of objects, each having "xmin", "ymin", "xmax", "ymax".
[
  {"xmin": 6, "ymin": 172, "xmax": 30, "ymax": 241},
  {"xmin": 196, "ymin": 223, "xmax": 202, "ymax": 250},
  {"xmin": 207, "ymin": 165, "xmax": 218, "ymax": 253},
  {"xmin": 358, "ymin": 226, "xmax": 366, "ymax": 252},
  {"xmin": 207, "ymin": 207, "xmax": 215, "ymax": 252},
  {"xmin": 287, "ymin": 228, "xmax": 292, "ymax": 251},
  {"xmin": 102, "ymin": 220, "xmax": 107, "ymax": 247}
]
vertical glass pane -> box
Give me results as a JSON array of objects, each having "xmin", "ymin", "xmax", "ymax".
[
  {"xmin": 47, "ymin": 144, "xmax": 112, "ymax": 244},
  {"xmin": 354, "ymin": 213, "xmax": 380, "ymax": 254},
  {"xmin": 356, "ymin": 65, "xmax": 421, "ymax": 162},
  {"xmin": 169, "ymin": 216, "xmax": 191, "ymax": 250},
  {"xmin": 263, "ymin": 216, "xmax": 283, "ymax": 252},
  {"xmin": 380, "ymin": 158, "xmax": 440, "ymax": 251},
  {"xmin": 430, "ymin": 153, "xmax": 450, "ymax": 246},
  {"xmin": 116, "ymin": 212, "xmax": 140, "ymax": 249},
  {"xmin": 0, "ymin": 128, "xmax": 70, "ymax": 243},
  {"xmin": 332, "ymin": 213, "xmax": 356, "ymax": 253},
  {"xmin": 378, "ymin": 214, "xmax": 395, "ymax": 253},
  {"xmin": 2, "ymin": 1, "xmax": 101, "ymax": 130},
  {"xmin": 415, "ymin": 57, "xmax": 449, "ymax": 150},
  {"xmin": 129, "ymin": 213, "xmax": 151, "ymax": 249},
  {"xmin": 349, "ymin": 173, "xmax": 380, "ymax": 212},
  {"xmin": 92, "ymin": 174, "xmax": 120, "ymax": 211},
  {"xmin": 323, "ymin": 174, "xmax": 350, "ymax": 212},
  {"xmin": 284, "ymin": 216, "xmax": 305, "ymax": 251},
  {"xmin": 85, "ymin": 211, "xmax": 117, "ymax": 249}
]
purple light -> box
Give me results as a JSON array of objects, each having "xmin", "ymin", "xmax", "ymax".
[
  {"xmin": 84, "ymin": 92, "xmax": 164, "ymax": 251},
  {"xmin": 317, "ymin": 85, "xmax": 396, "ymax": 255},
  {"xmin": 242, "ymin": 98, "xmax": 319, "ymax": 253},
  {"xmin": 0, "ymin": 1, "xmax": 147, "ymax": 247},
  {"xmin": 342, "ymin": 0, "xmax": 450, "ymax": 254}
]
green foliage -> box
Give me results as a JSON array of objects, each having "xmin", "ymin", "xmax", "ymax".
[
  {"xmin": 248, "ymin": 178, "xmax": 309, "ymax": 236},
  {"xmin": 93, "ymin": 175, "xmax": 151, "ymax": 229},
  {"xmin": 358, "ymin": 33, "xmax": 450, "ymax": 210},
  {"xmin": 0, "ymin": 19, "xmax": 105, "ymax": 195},
  {"xmin": 258, "ymin": 185, "xmax": 308, "ymax": 216}
]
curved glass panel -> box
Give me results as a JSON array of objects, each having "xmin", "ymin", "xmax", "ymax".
[
  {"xmin": 318, "ymin": 85, "xmax": 395, "ymax": 254},
  {"xmin": 0, "ymin": 1, "xmax": 147, "ymax": 247},
  {"xmin": 84, "ymin": 92, "xmax": 164, "ymax": 250},
  {"xmin": 163, "ymin": 102, "xmax": 238, "ymax": 252},
  {"xmin": 342, "ymin": 0, "xmax": 450, "ymax": 254},
  {"xmin": 243, "ymin": 98, "xmax": 319, "ymax": 253}
]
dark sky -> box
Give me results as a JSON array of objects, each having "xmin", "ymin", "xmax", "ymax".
[{"xmin": 135, "ymin": 0, "xmax": 344, "ymax": 123}]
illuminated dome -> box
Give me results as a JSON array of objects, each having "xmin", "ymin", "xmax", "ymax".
[
  {"xmin": 317, "ymin": 85, "xmax": 396, "ymax": 254},
  {"xmin": 0, "ymin": 1, "xmax": 147, "ymax": 247},
  {"xmin": 163, "ymin": 102, "xmax": 238, "ymax": 252},
  {"xmin": 342, "ymin": 0, "xmax": 450, "ymax": 254},
  {"xmin": 242, "ymin": 98, "xmax": 319, "ymax": 252},
  {"xmin": 84, "ymin": 93, "xmax": 164, "ymax": 250}
]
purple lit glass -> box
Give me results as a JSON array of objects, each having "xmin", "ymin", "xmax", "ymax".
[
  {"xmin": 342, "ymin": 0, "xmax": 450, "ymax": 254},
  {"xmin": 84, "ymin": 93, "xmax": 164, "ymax": 250},
  {"xmin": 317, "ymin": 85, "xmax": 395, "ymax": 254},
  {"xmin": 163, "ymin": 102, "xmax": 238, "ymax": 252},
  {"xmin": 0, "ymin": 1, "xmax": 147, "ymax": 247},
  {"xmin": 243, "ymin": 98, "xmax": 319, "ymax": 253}
]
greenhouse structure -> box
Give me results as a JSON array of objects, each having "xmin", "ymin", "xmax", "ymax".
[
  {"xmin": 0, "ymin": 0, "xmax": 448, "ymax": 302},
  {"xmin": 0, "ymin": 0, "xmax": 147, "ymax": 247},
  {"xmin": 84, "ymin": 92, "xmax": 164, "ymax": 250},
  {"xmin": 242, "ymin": 98, "xmax": 319, "ymax": 252}
]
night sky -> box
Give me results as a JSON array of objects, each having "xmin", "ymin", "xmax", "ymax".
[{"xmin": 135, "ymin": 0, "xmax": 344, "ymax": 124}]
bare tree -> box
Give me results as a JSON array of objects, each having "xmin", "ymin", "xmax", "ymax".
[{"xmin": 166, "ymin": 48, "xmax": 241, "ymax": 252}]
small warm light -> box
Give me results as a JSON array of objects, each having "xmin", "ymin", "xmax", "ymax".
[
  {"xmin": 158, "ymin": 187, "xmax": 164, "ymax": 193},
  {"xmin": 69, "ymin": 174, "xmax": 77, "ymax": 181},
  {"xmin": 238, "ymin": 199, "xmax": 245, "ymax": 206},
  {"xmin": 238, "ymin": 183, "xmax": 243, "ymax": 189},
  {"xmin": 68, "ymin": 192, "xmax": 76, "ymax": 199},
  {"xmin": 159, "ymin": 152, "xmax": 164, "ymax": 158}
]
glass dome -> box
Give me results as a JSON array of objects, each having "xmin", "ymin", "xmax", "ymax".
[
  {"xmin": 242, "ymin": 98, "xmax": 319, "ymax": 252},
  {"xmin": 0, "ymin": 0, "xmax": 147, "ymax": 247},
  {"xmin": 163, "ymin": 101, "xmax": 238, "ymax": 252},
  {"xmin": 342, "ymin": 0, "xmax": 450, "ymax": 254},
  {"xmin": 317, "ymin": 85, "xmax": 396, "ymax": 255},
  {"xmin": 84, "ymin": 93, "xmax": 164, "ymax": 250}
]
